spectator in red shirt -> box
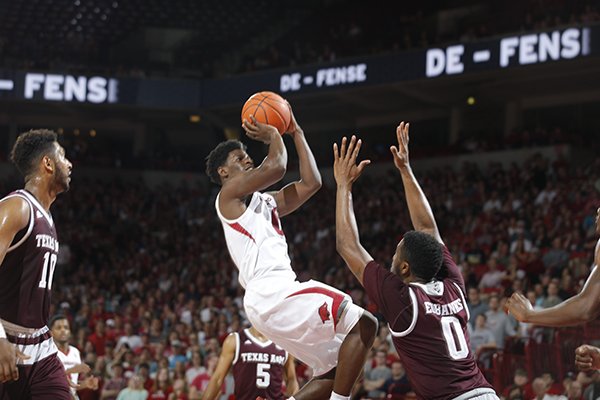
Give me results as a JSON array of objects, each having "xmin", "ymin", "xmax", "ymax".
[{"xmin": 88, "ymin": 319, "xmax": 108, "ymax": 356}]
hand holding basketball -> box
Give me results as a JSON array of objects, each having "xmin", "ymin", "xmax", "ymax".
[
  {"xmin": 241, "ymin": 91, "xmax": 292, "ymax": 135},
  {"xmin": 242, "ymin": 115, "xmax": 279, "ymax": 144}
]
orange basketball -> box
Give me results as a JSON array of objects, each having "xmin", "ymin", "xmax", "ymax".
[{"xmin": 241, "ymin": 91, "xmax": 291, "ymax": 135}]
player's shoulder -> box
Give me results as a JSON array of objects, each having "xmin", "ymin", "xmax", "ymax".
[
  {"xmin": 70, "ymin": 345, "xmax": 82, "ymax": 357},
  {"xmin": 0, "ymin": 193, "xmax": 31, "ymax": 227}
]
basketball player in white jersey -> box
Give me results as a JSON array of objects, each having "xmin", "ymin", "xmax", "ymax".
[
  {"xmin": 205, "ymin": 107, "xmax": 377, "ymax": 400},
  {"xmin": 50, "ymin": 315, "xmax": 99, "ymax": 399}
]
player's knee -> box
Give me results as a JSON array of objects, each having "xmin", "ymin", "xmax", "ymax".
[{"xmin": 357, "ymin": 310, "xmax": 378, "ymax": 347}]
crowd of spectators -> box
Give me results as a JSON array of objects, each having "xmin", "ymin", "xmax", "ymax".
[
  {"xmin": 0, "ymin": 0, "xmax": 598, "ymax": 79},
  {"xmin": 1, "ymin": 143, "xmax": 598, "ymax": 399},
  {"xmin": 240, "ymin": 0, "xmax": 600, "ymax": 75}
]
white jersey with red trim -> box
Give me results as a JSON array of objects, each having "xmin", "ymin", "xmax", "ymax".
[{"xmin": 216, "ymin": 191, "xmax": 296, "ymax": 288}]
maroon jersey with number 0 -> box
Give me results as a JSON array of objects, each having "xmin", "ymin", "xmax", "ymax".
[{"xmin": 363, "ymin": 246, "xmax": 493, "ymax": 400}]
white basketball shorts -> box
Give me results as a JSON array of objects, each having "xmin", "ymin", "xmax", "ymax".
[{"xmin": 244, "ymin": 277, "xmax": 364, "ymax": 377}]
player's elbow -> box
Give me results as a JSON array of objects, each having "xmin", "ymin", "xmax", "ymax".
[{"xmin": 580, "ymin": 302, "xmax": 599, "ymax": 323}]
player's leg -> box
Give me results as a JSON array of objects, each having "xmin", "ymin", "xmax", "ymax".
[
  {"xmin": 288, "ymin": 368, "xmax": 336, "ymax": 400},
  {"xmin": 28, "ymin": 354, "xmax": 71, "ymax": 400},
  {"xmin": 330, "ymin": 308, "xmax": 377, "ymax": 399},
  {"xmin": 291, "ymin": 308, "xmax": 376, "ymax": 400}
]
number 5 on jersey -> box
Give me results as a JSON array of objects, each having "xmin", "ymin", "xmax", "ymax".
[
  {"xmin": 256, "ymin": 363, "xmax": 271, "ymax": 388},
  {"xmin": 38, "ymin": 251, "xmax": 57, "ymax": 289}
]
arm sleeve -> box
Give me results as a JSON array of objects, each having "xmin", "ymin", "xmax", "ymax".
[{"xmin": 363, "ymin": 261, "xmax": 414, "ymax": 332}]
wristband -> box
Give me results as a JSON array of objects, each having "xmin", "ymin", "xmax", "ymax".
[{"xmin": 0, "ymin": 323, "xmax": 6, "ymax": 339}]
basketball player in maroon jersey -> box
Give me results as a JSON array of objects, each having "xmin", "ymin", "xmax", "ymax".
[
  {"xmin": 0, "ymin": 129, "xmax": 72, "ymax": 399},
  {"xmin": 333, "ymin": 123, "xmax": 498, "ymax": 400},
  {"xmin": 202, "ymin": 325, "xmax": 299, "ymax": 400},
  {"xmin": 506, "ymin": 207, "xmax": 600, "ymax": 371}
]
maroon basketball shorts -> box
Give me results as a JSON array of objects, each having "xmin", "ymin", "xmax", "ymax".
[{"xmin": 0, "ymin": 353, "xmax": 71, "ymax": 400}]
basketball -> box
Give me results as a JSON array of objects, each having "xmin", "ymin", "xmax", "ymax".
[{"xmin": 241, "ymin": 91, "xmax": 291, "ymax": 135}]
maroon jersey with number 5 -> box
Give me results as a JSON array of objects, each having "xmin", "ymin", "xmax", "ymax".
[
  {"xmin": 232, "ymin": 329, "xmax": 288, "ymax": 400},
  {"xmin": 363, "ymin": 246, "xmax": 493, "ymax": 400},
  {"xmin": 0, "ymin": 190, "xmax": 59, "ymax": 329}
]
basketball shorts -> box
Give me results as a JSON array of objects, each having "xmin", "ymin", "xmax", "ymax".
[
  {"xmin": 0, "ymin": 353, "xmax": 71, "ymax": 400},
  {"xmin": 453, "ymin": 388, "xmax": 499, "ymax": 400},
  {"xmin": 0, "ymin": 319, "xmax": 71, "ymax": 400},
  {"xmin": 244, "ymin": 278, "xmax": 364, "ymax": 377}
]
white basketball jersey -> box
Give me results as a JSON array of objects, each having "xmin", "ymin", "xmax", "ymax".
[
  {"xmin": 216, "ymin": 191, "xmax": 296, "ymax": 288},
  {"xmin": 57, "ymin": 345, "xmax": 82, "ymax": 395}
]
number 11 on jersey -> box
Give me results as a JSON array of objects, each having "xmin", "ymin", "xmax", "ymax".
[{"xmin": 38, "ymin": 251, "xmax": 57, "ymax": 290}]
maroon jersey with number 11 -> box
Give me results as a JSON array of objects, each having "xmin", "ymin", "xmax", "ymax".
[
  {"xmin": 363, "ymin": 246, "xmax": 494, "ymax": 400},
  {"xmin": 0, "ymin": 189, "xmax": 59, "ymax": 329}
]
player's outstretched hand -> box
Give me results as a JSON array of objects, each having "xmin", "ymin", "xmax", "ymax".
[
  {"xmin": 575, "ymin": 345, "xmax": 600, "ymax": 371},
  {"xmin": 0, "ymin": 338, "xmax": 21, "ymax": 382},
  {"xmin": 242, "ymin": 115, "xmax": 279, "ymax": 144},
  {"xmin": 333, "ymin": 135, "xmax": 370, "ymax": 188},
  {"xmin": 390, "ymin": 121, "xmax": 410, "ymax": 170},
  {"xmin": 505, "ymin": 292, "xmax": 533, "ymax": 322}
]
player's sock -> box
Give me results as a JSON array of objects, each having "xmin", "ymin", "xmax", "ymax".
[{"xmin": 329, "ymin": 392, "xmax": 350, "ymax": 400}]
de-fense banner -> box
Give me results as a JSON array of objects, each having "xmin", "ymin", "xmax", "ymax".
[{"xmin": 0, "ymin": 24, "xmax": 597, "ymax": 110}]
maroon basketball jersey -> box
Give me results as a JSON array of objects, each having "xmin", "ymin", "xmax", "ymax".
[
  {"xmin": 363, "ymin": 246, "xmax": 494, "ymax": 400},
  {"xmin": 0, "ymin": 190, "xmax": 59, "ymax": 328},
  {"xmin": 232, "ymin": 329, "xmax": 287, "ymax": 400}
]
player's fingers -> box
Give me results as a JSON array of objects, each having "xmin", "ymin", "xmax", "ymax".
[
  {"xmin": 15, "ymin": 350, "xmax": 30, "ymax": 360},
  {"xmin": 575, "ymin": 360, "xmax": 592, "ymax": 371},
  {"xmin": 340, "ymin": 137, "xmax": 347, "ymax": 158},
  {"xmin": 351, "ymin": 138, "xmax": 362, "ymax": 161},
  {"xmin": 345, "ymin": 136, "xmax": 357, "ymax": 161},
  {"xmin": 0, "ymin": 363, "xmax": 8, "ymax": 383},
  {"xmin": 396, "ymin": 122, "xmax": 403, "ymax": 144},
  {"xmin": 9, "ymin": 361, "xmax": 18, "ymax": 381},
  {"xmin": 576, "ymin": 346, "xmax": 590, "ymax": 355},
  {"xmin": 405, "ymin": 122, "xmax": 410, "ymax": 143},
  {"xmin": 356, "ymin": 160, "xmax": 371, "ymax": 175}
]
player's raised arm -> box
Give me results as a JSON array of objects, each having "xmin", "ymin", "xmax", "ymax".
[
  {"xmin": 271, "ymin": 106, "xmax": 322, "ymax": 217},
  {"xmin": 201, "ymin": 333, "xmax": 237, "ymax": 400},
  {"xmin": 283, "ymin": 355, "xmax": 300, "ymax": 397},
  {"xmin": 506, "ymin": 238, "xmax": 600, "ymax": 326},
  {"xmin": 334, "ymin": 135, "xmax": 374, "ymax": 285},
  {"xmin": 391, "ymin": 122, "xmax": 443, "ymax": 244},
  {"xmin": 220, "ymin": 116, "xmax": 287, "ymax": 202}
]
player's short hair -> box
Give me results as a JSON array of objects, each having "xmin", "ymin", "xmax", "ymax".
[
  {"xmin": 205, "ymin": 140, "xmax": 247, "ymax": 185},
  {"xmin": 10, "ymin": 129, "xmax": 58, "ymax": 178},
  {"xmin": 48, "ymin": 314, "xmax": 68, "ymax": 329},
  {"xmin": 401, "ymin": 230, "xmax": 443, "ymax": 281}
]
